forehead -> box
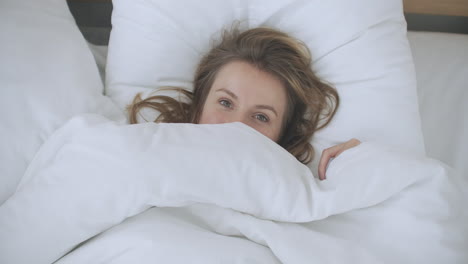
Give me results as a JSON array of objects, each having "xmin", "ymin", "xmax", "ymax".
[{"xmin": 211, "ymin": 61, "xmax": 288, "ymax": 108}]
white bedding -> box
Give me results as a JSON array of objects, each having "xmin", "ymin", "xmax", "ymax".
[
  {"xmin": 1, "ymin": 0, "xmax": 468, "ymax": 262},
  {"xmin": 0, "ymin": 0, "xmax": 123, "ymax": 204},
  {"xmin": 408, "ymin": 31, "xmax": 468, "ymax": 178},
  {"xmin": 88, "ymin": 31, "xmax": 468, "ymax": 178},
  {"xmin": 1, "ymin": 114, "xmax": 467, "ymax": 264}
]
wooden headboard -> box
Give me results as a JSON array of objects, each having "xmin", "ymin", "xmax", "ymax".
[
  {"xmin": 404, "ymin": 0, "xmax": 468, "ymax": 17},
  {"xmin": 403, "ymin": 0, "xmax": 468, "ymax": 33}
]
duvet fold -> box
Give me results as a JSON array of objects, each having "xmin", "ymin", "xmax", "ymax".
[{"xmin": 0, "ymin": 114, "xmax": 466, "ymax": 264}]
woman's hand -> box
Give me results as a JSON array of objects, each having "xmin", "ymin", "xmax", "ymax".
[{"xmin": 318, "ymin": 138, "xmax": 361, "ymax": 180}]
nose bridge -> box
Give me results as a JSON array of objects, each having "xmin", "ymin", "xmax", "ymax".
[{"xmin": 229, "ymin": 109, "xmax": 249, "ymax": 124}]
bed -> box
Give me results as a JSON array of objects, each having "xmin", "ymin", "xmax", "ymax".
[
  {"xmin": 1, "ymin": 0, "xmax": 467, "ymax": 263},
  {"xmin": 84, "ymin": 1, "xmax": 468, "ymax": 182},
  {"xmin": 89, "ymin": 33, "xmax": 468, "ymax": 177}
]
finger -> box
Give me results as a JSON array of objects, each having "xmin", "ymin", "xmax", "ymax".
[
  {"xmin": 347, "ymin": 138, "xmax": 361, "ymax": 148},
  {"xmin": 334, "ymin": 139, "xmax": 360, "ymax": 157},
  {"xmin": 318, "ymin": 145, "xmax": 341, "ymax": 180},
  {"xmin": 318, "ymin": 150, "xmax": 329, "ymax": 180},
  {"xmin": 333, "ymin": 139, "xmax": 360, "ymax": 158},
  {"xmin": 318, "ymin": 139, "xmax": 361, "ymax": 180}
]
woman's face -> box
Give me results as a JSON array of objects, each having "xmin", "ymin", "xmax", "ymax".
[{"xmin": 199, "ymin": 61, "xmax": 288, "ymax": 142}]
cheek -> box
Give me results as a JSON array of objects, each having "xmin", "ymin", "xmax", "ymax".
[
  {"xmin": 199, "ymin": 107, "xmax": 223, "ymax": 124},
  {"xmin": 260, "ymin": 117, "xmax": 285, "ymax": 142},
  {"xmin": 259, "ymin": 126, "xmax": 279, "ymax": 142},
  {"xmin": 244, "ymin": 122, "xmax": 278, "ymax": 142}
]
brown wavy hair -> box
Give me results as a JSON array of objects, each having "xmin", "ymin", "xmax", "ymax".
[{"xmin": 128, "ymin": 26, "xmax": 339, "ymax": 164}]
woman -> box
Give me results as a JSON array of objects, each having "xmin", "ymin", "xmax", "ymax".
[{"xmin": 128, "ymin": 26, "xmax": 360, "ymax": 180}]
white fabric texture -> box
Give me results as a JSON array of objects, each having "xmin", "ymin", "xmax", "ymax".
[
  {"xmin": 91, "ymin": 30, "xmax": 468, "ymax": 179},
  {"xmin": 1, "ymin": 114, "xmax": 466, "ymax": 264},
  {"xmin": 106, "ymin": 0, "xmax": 426, "ymax": 171},
  {"xmin": 408, "ymin": 31, "xmax": 468, "ymax": 178},
  {"xmin": 0, "ymin": 0, "xmax": 124, "ymax": 204}
]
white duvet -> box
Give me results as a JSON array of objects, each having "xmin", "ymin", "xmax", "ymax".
[{"xmin": 0, "ymin": 114, "xmax": 467, "ymax": 264}]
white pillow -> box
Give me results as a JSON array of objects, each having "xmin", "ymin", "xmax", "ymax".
[
  {"xmin": 106, "ymin": 0, "xmax": 426, "ymax": 170},
  {"xmin": 0, "ymin": 0, "xmax": 124, "ymax": 204}
]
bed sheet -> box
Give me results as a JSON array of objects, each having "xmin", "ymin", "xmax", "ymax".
[{"xmin": 407, "ymin": 31, "xmax": 468, "ymax": 178}]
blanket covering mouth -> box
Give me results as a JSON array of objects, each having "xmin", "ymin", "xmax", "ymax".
[{"xmin": 0, "ymin": 114, "xmax": 467, "ymax": 264}]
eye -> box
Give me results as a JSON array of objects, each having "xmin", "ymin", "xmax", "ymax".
[
  {"xmin": 254, "ymin": 114, "xmax": 269, "ymax": 123},
  {"xmin": 219, "ymin": 99, "xmax": 232, "ymax": 108}
]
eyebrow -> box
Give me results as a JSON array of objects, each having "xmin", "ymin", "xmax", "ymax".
[
  {"xmin": 255, "ymin": 105, "xmax": 278, "ymax": 117},
  {"xmin": 215, "ymin": 88, "xmax": 278, "ymax": 117},
  {"xmin": 216, "ymin": 88, "xmax": 238, "ymax": 100}
]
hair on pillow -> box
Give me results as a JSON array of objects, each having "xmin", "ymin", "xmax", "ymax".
[{"xmin": 106, "ymin": 0, "xmax": 425, "ymax": 171}]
